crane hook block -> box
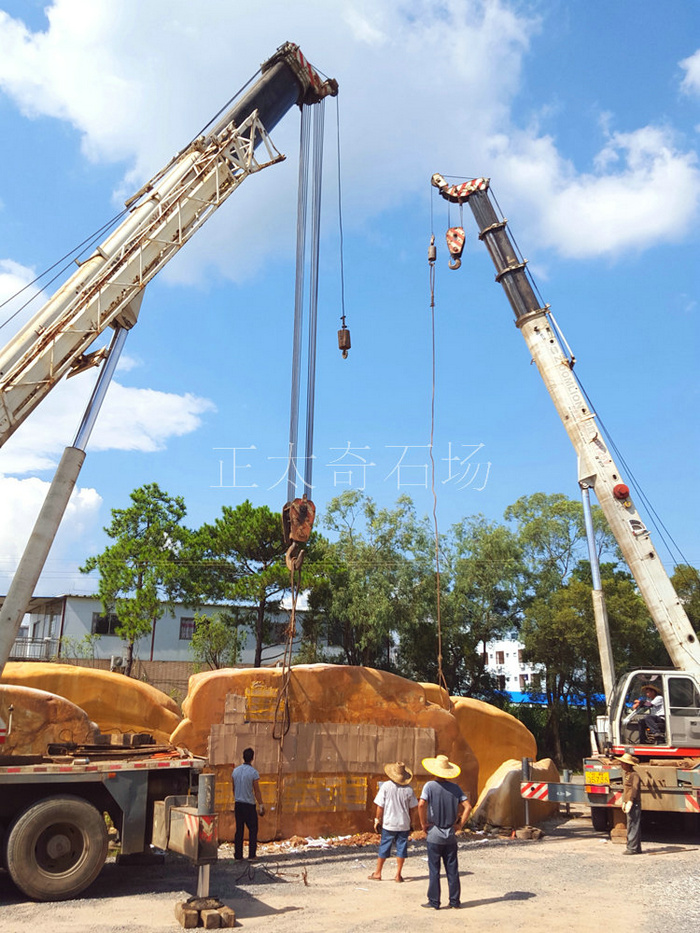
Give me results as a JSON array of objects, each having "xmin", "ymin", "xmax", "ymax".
[
  {"xmin": 338, "ymin": 326, "xmax": 351, "ymax": 359},
  {"xmin": 446, "ymin": 227, "xmax": 465, "ymax": 270},
  {"xmin": 282, "ymin": 495, "xmax": 316, "ymax": 546}
]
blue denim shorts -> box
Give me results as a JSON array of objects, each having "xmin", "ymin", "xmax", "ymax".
[{"xmin": 378, "ymin": 828, "xmax": 409, "ymax": 859}]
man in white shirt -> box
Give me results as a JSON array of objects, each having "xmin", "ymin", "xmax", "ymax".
[
  {"xmin": 368, "ymin": 761, "xmax": 418, "ymax": 882},
  {"xmin": 232, "ymin": 747, "xmax": 265, "ymax": 860},
  {"xmin": 633, "ymin": 684, "xmax": 665, "ymax": 743}
]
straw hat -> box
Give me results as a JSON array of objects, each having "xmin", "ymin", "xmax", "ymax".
[
  {"xmin": 422, "ymin": 754, "xmax": 461, "ymax": 779},
  {"xmin": 615, "ymin": 753, "xmax": 639, "ymax": 766},
  {"xmin": 641, "ymin": 683, "xmax": 659, "ymax": 695},
  {"xmin": 384, "ymin": 761, "xmax": 414, "ymax": 786}
]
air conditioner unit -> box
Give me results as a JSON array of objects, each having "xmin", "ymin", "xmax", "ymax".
[{"xmin": 110, "ymin": 655, "xmax": 126, "ymax": 672}]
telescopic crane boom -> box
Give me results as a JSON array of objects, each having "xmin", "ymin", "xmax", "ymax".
[
  {"xmin": 0, "ymin": 43, "xmax": 337, "ymax": 673},
  {"xmin": 0, "ymin": 42, "xmax": 337, "ymax": 448},
  {"xmin": 431, "ymin": 173, "xmax": 700, "ymax": 679}
]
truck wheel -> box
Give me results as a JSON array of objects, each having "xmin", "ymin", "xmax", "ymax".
[
  {"xmin": 590, "ymin": 806, "xmax": 610, "ymax": 833},
  {"xmin": 6, "ymin": 795, "xmax": 108, "ymax": 901}
]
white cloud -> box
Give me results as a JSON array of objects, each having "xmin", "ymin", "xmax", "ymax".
[
  {"xmin": 0, "ymin": 0, "xmax": 688, "ymax": 266},
  {"xmin": 0, "ymin": 372, "xmax": 216, "ymax": 474},
  {"xmin": 0, "ymin": 1, "xmax": 697, "ymax": 272},
  {"xmin": 680, "ymin": 48, "xmax": 700, "ymax": 97},
  {"xmin": 483, "ymin": 123, "xmax": 700, "ymax": 258},
  {"xmin": 0, "ymin": 259, "xmax": 47, "ymax": 340},
  {"xmin": 0, "ymin": 473, "xmax": 102, "ymax": 594},
  {"xmin": 0, "ymin": 0, "xmax": 700, "ymax": 270}
]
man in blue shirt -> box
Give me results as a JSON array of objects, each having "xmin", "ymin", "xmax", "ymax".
[
  {"xmin": 232, "ymin": 747, "xmax": 265, "ymax": 860},
  {"xmin": 419, "ymin": 754, "xmax": 471, "ymax": 909}
]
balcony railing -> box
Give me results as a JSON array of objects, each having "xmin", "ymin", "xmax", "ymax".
[{"xmin": 8, "ymin": 637, "xmax": 61, "ymax": 661}]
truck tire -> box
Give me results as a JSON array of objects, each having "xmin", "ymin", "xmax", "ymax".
[
  {"xmin": 5, "ymin": 795, "xmax": 108, "ymax": 901},
  {"xmin": 590, "ymin": 806, "xmax": 610, "ymax": 833}
]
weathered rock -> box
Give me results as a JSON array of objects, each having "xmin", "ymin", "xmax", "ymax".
[
  {"xmin": 419, "ymin": 682, "xmax": 450, "ymax": 709},
  {"xmin": 0, "ymin": 683, "xmax": 99, "ymax": 755},
  {"xmin": 472, "ymin": 757, "xmax": 559, "ymax": 829},
  {"xmin": 450, "ymin": 696, "xmax": 537, "ymax": 793},
  {"xmin": 173, "ymin": 664, "xmax": 479, "ymax": 842},
  {"xmin": 2, "ymin": 662, "xmax": 181, "ymax": 744}
]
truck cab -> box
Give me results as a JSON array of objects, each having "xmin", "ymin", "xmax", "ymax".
[{"xmin": 600, "ymin": 669, "xmax": 700, "ymax": 757}]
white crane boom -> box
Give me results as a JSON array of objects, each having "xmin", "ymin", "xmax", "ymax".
[
  {"xmin": 0, "ymin": 42, "xmax": 337, "ymax": 448},
  {"xmin": 432, "ymin": 173, "xmax": 700, "ymax": 677}
]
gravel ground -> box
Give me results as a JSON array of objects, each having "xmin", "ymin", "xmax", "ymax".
[{"xmin": 1, "ymin": 810, "xmax": 699, "ymax": 932}]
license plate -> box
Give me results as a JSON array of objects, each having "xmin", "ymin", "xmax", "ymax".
[{"xmin": 584, "ymin": 770, "xmax": 610, "ymax": 785}]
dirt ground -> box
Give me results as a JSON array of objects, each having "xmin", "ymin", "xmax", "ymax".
[{"xmin": 2, "ymin": 809, "xmax": 700, "ymax": 932}]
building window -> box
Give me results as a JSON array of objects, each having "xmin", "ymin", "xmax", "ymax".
[
  {"xmin": 91, "ymin": 612, "xmax": 120, "ymax": 636},
  {"xmin": 497, "ymin": 675, "xmax": 506, "ymax": 691},
  {"xmin": 496, "ymin": 651, "xmax": 505, "ymax": 665},
  {"xmin": 520, "ymin": 674, "xmax": 529, "ymax": 691},
  {"xmin": 518, "ymin": 649, "xmax": 524, "ymax": 663},
  {"xmin": 179, "ymin": 617, "xmax": 196, "ymax": 641}
]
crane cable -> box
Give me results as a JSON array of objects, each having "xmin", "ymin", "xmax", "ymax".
[
  {"xmin": 272, "ymin": 100, "xmax": 326, "ymax": 834},
  {"xmin": 428, "ymin": 198, "xmax": 448, "ymax": 696}
]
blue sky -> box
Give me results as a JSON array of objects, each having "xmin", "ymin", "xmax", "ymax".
[{"xmin": 0, "ymin": 0, "xmax": 698, "ymax": 596}]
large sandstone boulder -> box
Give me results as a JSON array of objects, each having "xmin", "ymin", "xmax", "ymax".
[
  {"xmin": 450, "ymin": 696, "xmax": 537, "ymax": 793},
  {"xmin": 173, "ymin": 664, "xmax": 479, "ymax": 842},
  {"xmin": 472, "ymin": 757, "xmax": 560, "ymax": 829},
  {"xmin": 0, "ymin": 684, "xmax": 99, "ymax": 756},
  {"xmin": 1, "ymin": 662, "xmax": 181, "ymax": 745}
]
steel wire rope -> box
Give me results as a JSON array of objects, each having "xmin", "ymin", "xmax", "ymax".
[
  {"xmin": 428, "ymin": 187, "xmax": 448, "ymax": 694},
  {"xmin": 287, "ymin": 106, "xmax": 311, "ymax": 502},
  {"xmin": 576, "ymin": 378, "xmax": 691, "ymax": 568},
  {"xmin": 334, "ymin": 96, "xmax": 348, "ymax": 334},
  {"xmin": 0, "ymin": 211, "xmax": 129, "ymax": 331},
  {"xmin": 273, "ymin": 100, "xmax": 326, "ymax": 835},
  {"xmin": 302, "ymin": 100, "xmax": 325, "ymax": 495}
]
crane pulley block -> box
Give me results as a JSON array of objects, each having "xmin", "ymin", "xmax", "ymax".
[
  {"xmin": 445, "ymin": 226, "xmax": 466, "ymax": 269},
  {"xmin": 337, "ymin": 325, "xmax": 351, "ymax": 359},
  {"xmin": 282, "ymin": 495, "xmax": 316, "ymax": 547}
]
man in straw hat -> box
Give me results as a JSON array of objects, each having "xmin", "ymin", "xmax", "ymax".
[
  {"xmin": 632, "ymin": 683, "xmax": 665, "ymax": 743},
  {"xmin": 368, "ymin": 761, "xmax": 419, "ymax": 882},
  {"xmin": 615, "ymin": 752, "xmax": 642, "ymax": 854},
  {"xmin": 418, "ymin": 754, "xmax": 471, "ymax": 909}
]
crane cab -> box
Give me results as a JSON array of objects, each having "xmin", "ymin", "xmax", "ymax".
[{"xmin": 600, "ymin": 669, "xmax": 700, "ymax": 758}]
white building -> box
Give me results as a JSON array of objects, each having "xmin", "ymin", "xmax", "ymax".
[
  {"xmin": 7, "ymin": 594, "xmax": 301, "ymax": 668},
  {"xmin": 483, "ymin": 636, "xmax": 544, "ymax": 699}
]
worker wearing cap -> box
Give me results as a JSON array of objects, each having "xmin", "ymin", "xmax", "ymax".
[
  {"xmin": 616, "ymin": 752, "xmax": 642, "ymax": 855},
  {"xmin": 632, "ymin": 683, "xmax": 665, "ymax": 743},
  {"xmin": 418, "ymin": 754, "xmax": 471, "ymax": 909},
  {"xmin": 368, "ymin": 761, "xmax": 419, "ymax": 882}
]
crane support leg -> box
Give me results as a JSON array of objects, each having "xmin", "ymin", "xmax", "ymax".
[
  {"xmin": 0, "ymin": 325, "xmax": 131, "ymax": 674},
  {"xmin": 581, "ymin": 484, "xmax": 616, "ymax": 703},
  {"xmin": 0, "ymin": 445, "xmax": 86, "ymax": 672}
]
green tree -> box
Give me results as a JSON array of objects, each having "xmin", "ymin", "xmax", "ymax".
[
  {"xmin": 185, "ymin": 500, "xmax": 290, "ymax": 668},
  {"xmin": 190, "ymin": 610, "xmax": 245, "ymax": 670},
  {"xmin": 505, "ymin": 492, "xmax": 618, "ymax": 765},
  {"xmin": 504, "ymin": 491, "xmax": 615, "ymax": 594},
  {"xmin": 671, "ymin": 563, "xmax": 700, "ymax": 631},
  {"xmin": 80, "ymin": 483, "xmax": 188, "ymax": 677},
  {"xmin": 519, "ymin": 560, "xmax": 667, "ymax": 767},
  {"xmin": 397, "ymin": 516, "xmax": 525, "ymax": 696},
  {"xmin": 317, "ymin": 491, "xmax": 433, "ymax": 669}
]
